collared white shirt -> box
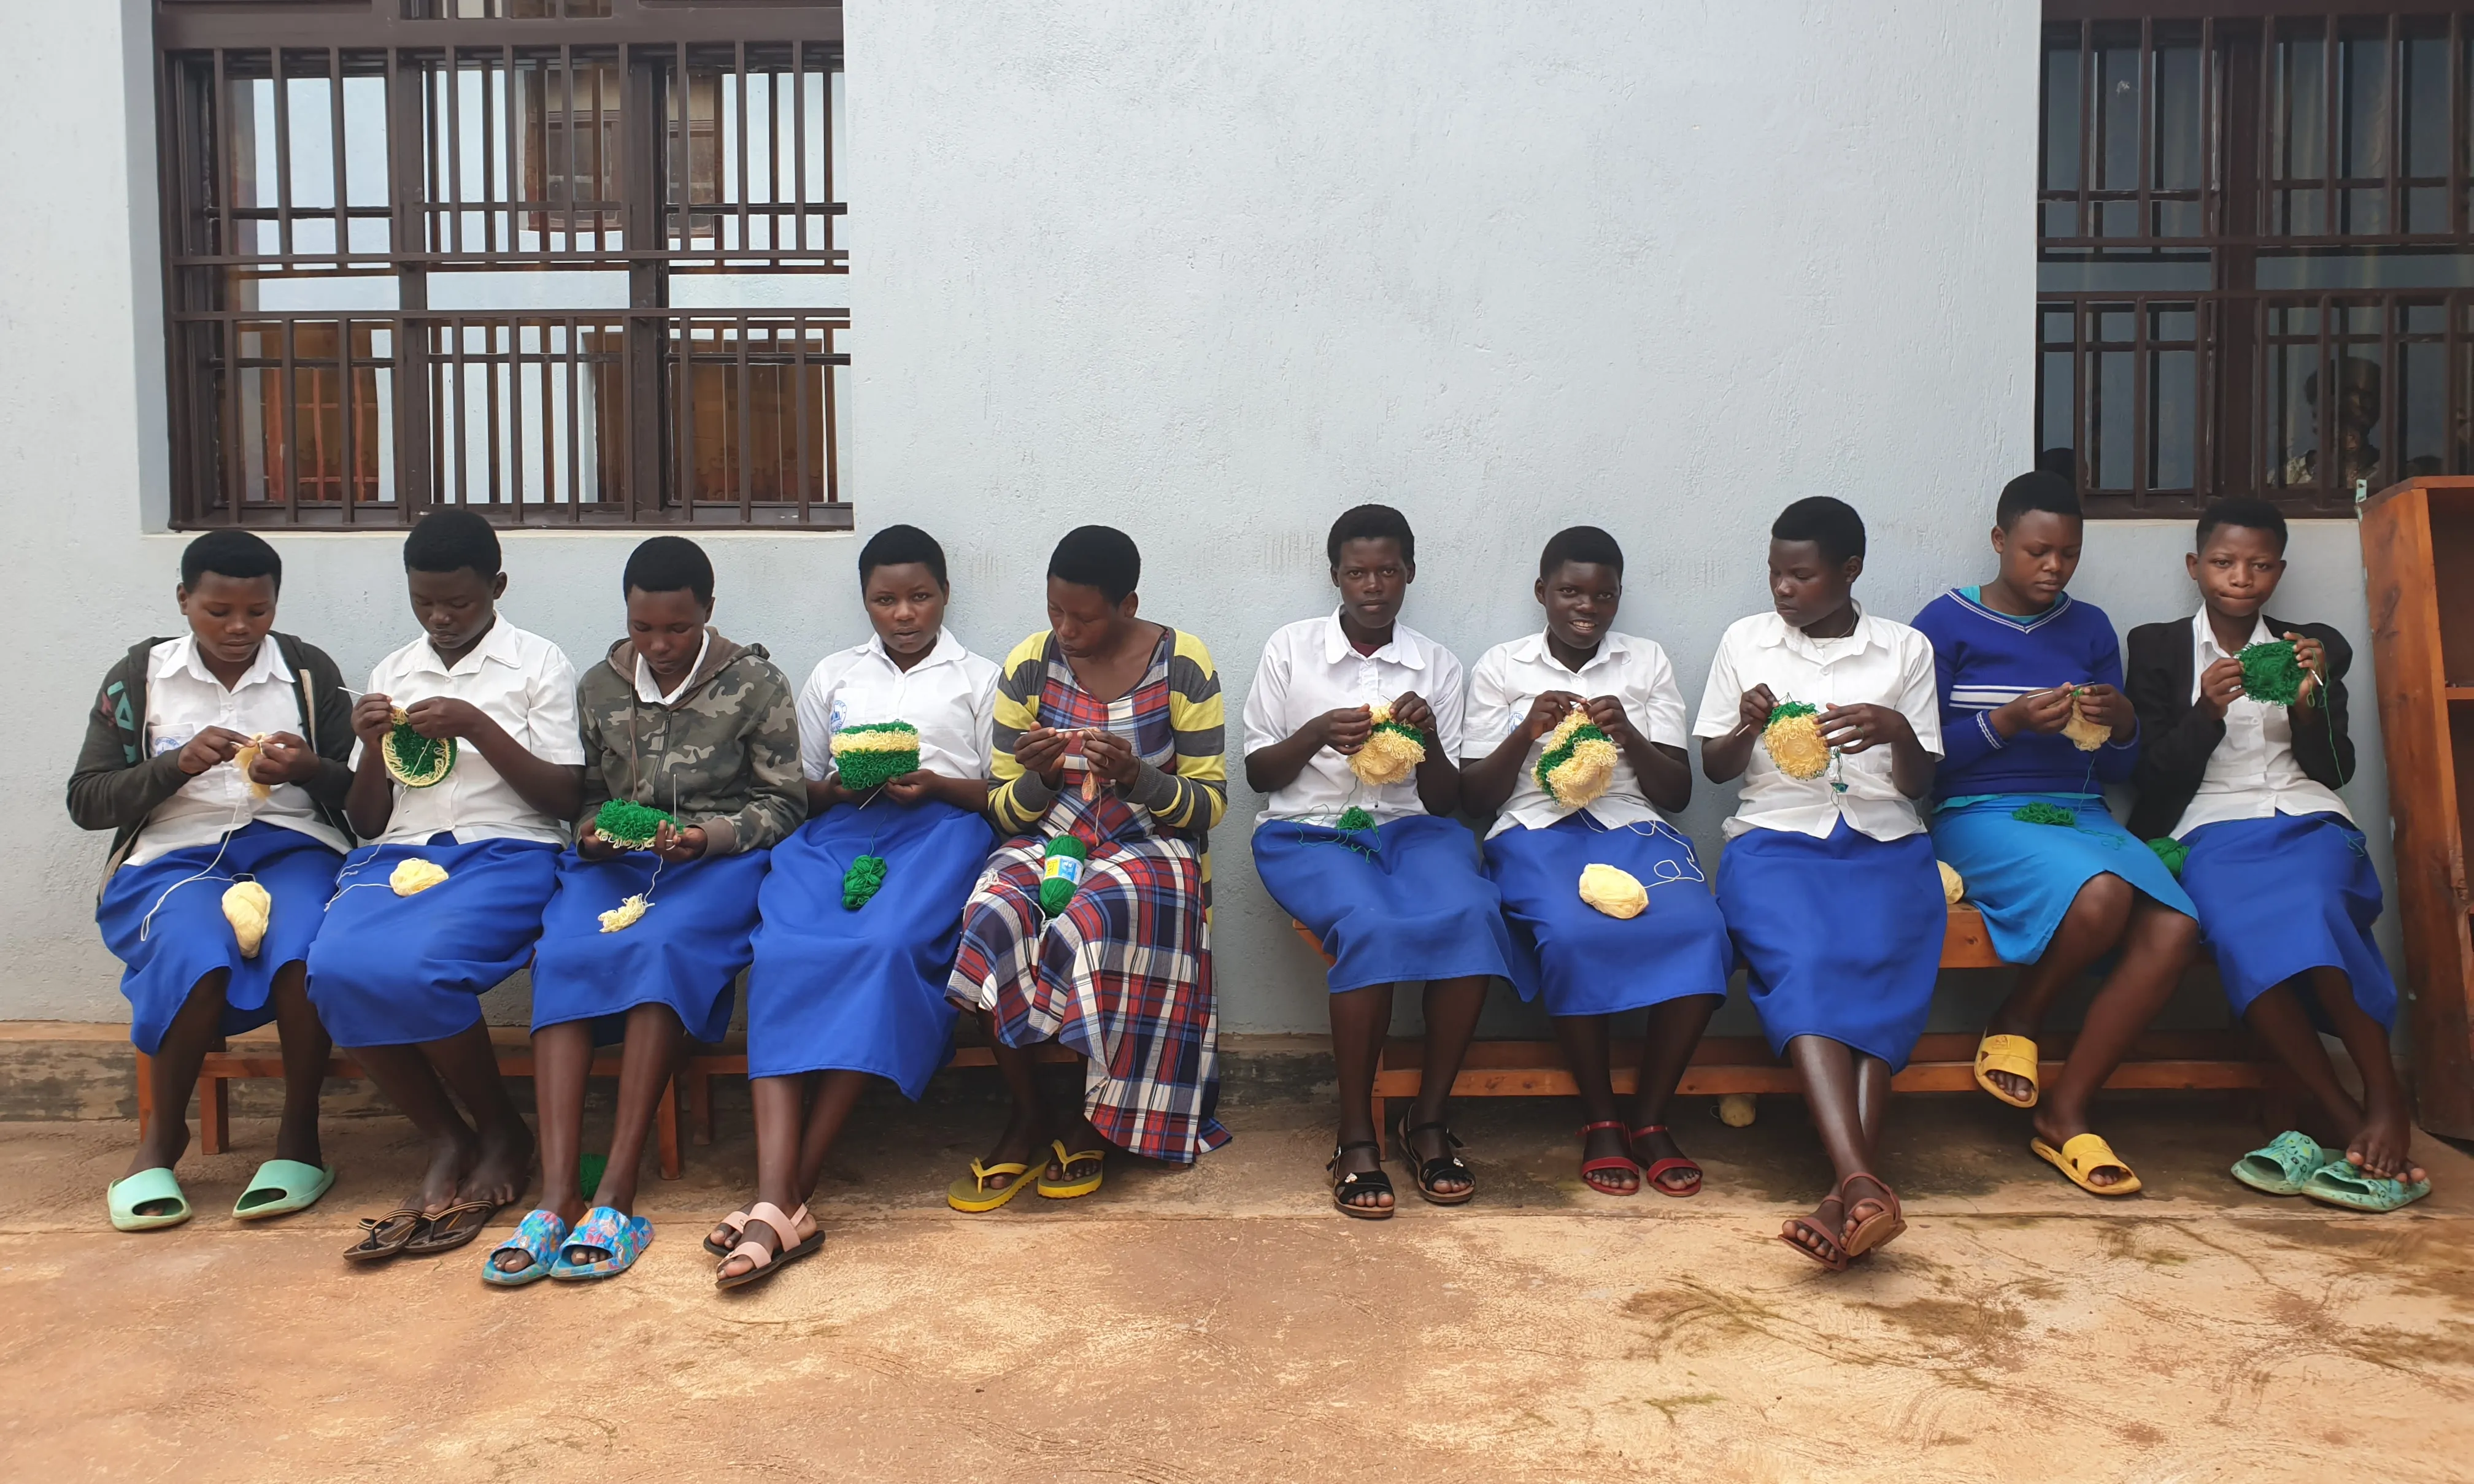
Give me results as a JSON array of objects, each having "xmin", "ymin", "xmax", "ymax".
[
  {"xmin": 1241, "ymin": 610, "xmax": 1465, "ymax": 826},
  {"xmin": 132, "ymin": 634, "xmax": 350, "ymax": 866},
  {"xmin": 355, "ymin": 618, "xmax": 585, "ymax": 847},
  {"xmin": 634, "ymin": 631, "xmax": 712, "ymax": 706},
  {"xmin": 796, "ymin": 628, "xmax": 1000, "ymax": 784},
  {"xmin": 1462, "ymin": 630, "xmax": 1689, "ymax": 839},
  {"xmin": 2173, "ymin": 609, "xmax": 2352, "ymax": 839},
  {"xmin": 1691, "ymin": 606, "xmax": 1943, "ymax": 840}
]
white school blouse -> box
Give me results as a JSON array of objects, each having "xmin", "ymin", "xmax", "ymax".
[
  {"xmin": 133, "ymin": 634, "xmax": 350, "ymax": 866},
  {"xmin": 1240, "ymin": 610, "xmax": 1465, "ymax": 827},
  {"xmin": 357, "ymin": 618, "xmax": 585, "ymax": 847},
  {"xmin": 2173, "ymin": 608, "xmax": 2351, "ymax": 839},
  {"xmin": 1690, "ymin": 607, "xmax": 1943, "ymax": 842},
  {"xmin": 795, "ymin": 628, "xmax": 1000, "ymax": 784},
  {"xmin": 1462, "ymin": 629, "xmax": 1688, "ymax": 839}
]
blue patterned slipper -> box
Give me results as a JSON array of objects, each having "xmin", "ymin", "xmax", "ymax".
[
  {"xmin": 2300, "ymin": 1161, "xmax": 2432, "ymax": 1214},
  {"xmin": 549, "ymin": 1205, "xmax": 653, "ymax": 1280},
  {"xmin": 2230, "ymin": 1131, "xmax": 2332, "ymax": 1196},
  {"xmin": 482, "ymin": 1209, "xmax": 568, "ymax": 1287}
]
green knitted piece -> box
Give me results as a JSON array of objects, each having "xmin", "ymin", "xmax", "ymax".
[
  {"xmin": 594, "ymin": 799, "xmax": 677, "ymax": 850},
  {"xmin": 2012, "ymin": 802, "xmax": 2079, "ymax": 827},
  {"xmin": 1039, "ymin": 834, "xmax": 1089, "ymax": 916},
  {"xmin": 382, "ymin": 721, "xmax": 455, "ymax": 788},
  {"xmin": 2238, "ymin": 640, "xmax": 2307, "ymax": 705},
  {"xmin": 833, "ymin": 720, "xmax": 922, "ymax": 792},
  {"xmin": 1766, "ymin": 700, "xmax": 1820, "ymax": 724},
  {"xmin": 842, "ymin": 854, "xmax": 888, "ymax": 910},
  {"xmin": 2147, "ymin": 837, "xmax": 2190, "ymax": 877}
]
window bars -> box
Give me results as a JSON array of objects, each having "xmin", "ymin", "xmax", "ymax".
[
  {"xmin": 155, "ymin": 1, "xmax": 847, "ymax": 529},
  {"xmin": 2039, "ymin": 7, "xmax": 2474, "ymax": 517}
]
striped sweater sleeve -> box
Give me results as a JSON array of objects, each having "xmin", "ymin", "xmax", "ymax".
[
  {"xmin": 1127, "ymin": 631, "xmax": 1228, "ymax": 831},
  {"xmin": 985, "ymin": 632, "xmax": 1056, "ymax": 835}
]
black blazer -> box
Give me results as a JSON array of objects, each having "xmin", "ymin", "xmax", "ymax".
[{"xmin": 2122, "ymin": 613, "xmax": 2356, "ymax": 842}]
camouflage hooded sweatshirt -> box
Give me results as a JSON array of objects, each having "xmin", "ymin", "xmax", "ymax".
[{"xmin": 577, "ymin": 630, "xmax": 804, "ymax": 856}]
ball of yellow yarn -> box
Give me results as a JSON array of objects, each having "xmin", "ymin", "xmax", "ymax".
[
  {"xmin": 2060, "ymin": 689, "xmax": 2110, "ymax": 751},
  {"xmin": 1761, "ymin": 704, "xmax": 1832, "ymax": 780},
  {"xmin": 1716, "ymin": 1093, "xmax": 1758, "ymax": 1128},
  {"xmin": 1347, "ymin": 703, "xmax": 1427, "ymax": 786},
  {"xmin": 598, "ymin": 894, "xmax": 650, "ymax": 933},
  {"xmin": 222, "ymin": 880, "xmax": 271, "ymax": 958},
  {"xmin": 390, "ymin": 859, "xmax": 450, "ymax": 897},
  {"xmin": 1938, "ymin": 860, "xmax": 1965, "ymax": 905},
  {"xmin": 1578, "ymin": 863, "xmax": 1647, "ymax": 919}
]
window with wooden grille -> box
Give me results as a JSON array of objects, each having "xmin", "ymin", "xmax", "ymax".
[
  {"xmin": 2040, "ymin": 5, "xmax": 2474, "ymax": 517},
  {"xmin": 155, "ymin": 0, "xmax": 847, "ymax": 529}
]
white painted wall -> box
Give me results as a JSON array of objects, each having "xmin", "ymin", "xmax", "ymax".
[{"xmin": 0, "ymin": 1, "xmax": 2401, "ymax": 1041}]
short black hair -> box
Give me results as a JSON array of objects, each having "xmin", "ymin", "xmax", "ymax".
[
  {"xmin": 622, "ymin": 535, "xmax": 714, "ymax": 605},
  {"xmin": 2195, "ymin": 496, "xmax": 2289, "ymax": 553},
  {"xmin": 181, "ymin": 530, "xmax": 282, "ymax": 593},
  {"xmin": 1048, "ymin": 525, "xmax": 1141, "ymax": 604},
  {"xmin": 1770, "ymin": 497, "xmax": 1867, "ymax": 566},
  {"xmin": 403, "ymin": 507, "xmax": 502, "ymax": 579},
  {"xmin": 1539, "ymin": 525, "xmax": 1624, "ymax": 578},
  {"xmin": 858, "ymin": 524, "xmax": 949, "ymax": 590},
  {"xmin": 1325, "ymin": 504, "xmax": 1416, "ymax": 568},
  {"xmin": 1995, "ymin": 470, "xmax": 2083, "ymax": 530}
]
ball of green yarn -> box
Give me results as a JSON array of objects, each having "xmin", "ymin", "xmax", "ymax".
[
  {"xmin": 2012, "ymin": 801, "xmax": 2079, "ymax": 827},
  {"xmin": 2146, "ymin": 837, "xmax": 2189, "ymax": 877},
  {"xmin": 1039, "ymin": 834, "xmax": 1089, "ymax": 917},
  {"xmin": 593, "ymin": 799, "xmax": 677, "ymax": 850},
  {"xmin": 2237, "ymin": 640, "xmax": 2306, "ymax": 705},
  {"xmin": 842, "ymin": 853, "xmax": 888, "ymax": 909},
  {"xmin": 1336, "ymin": 805, "xmax": 1376, "ymax": 833}
]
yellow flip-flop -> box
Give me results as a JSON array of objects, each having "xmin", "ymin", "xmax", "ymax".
[
  {"xmin": 1035, "ymin": 1139, "xmax": 1106, "ymax": 1200},
  {"xmin": 946, "ymin": 1159, "xmax": 1037, "ymax": 1213},
  {"xmin": 2031, "ymin": 1132, "xmax": 2143, "ymax": 1197},
  {"xmin": 1973, "ymin": 1032, "xmax": 2041, "ymax": 1108}
]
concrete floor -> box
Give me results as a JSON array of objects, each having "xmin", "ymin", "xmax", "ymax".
[{"xmin": 2, "ymin": 1090, "xmax": 2470, "ymax": 1482}]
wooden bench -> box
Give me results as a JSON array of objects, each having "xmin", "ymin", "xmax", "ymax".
[{"xmin": 134, "ymin": 1024, "xmax": 684, "ymax": 1180}]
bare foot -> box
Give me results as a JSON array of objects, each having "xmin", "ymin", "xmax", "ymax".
[
  {"xmin": 1044, "ymin": 1112, "xmax": 1109, "ymax": 1186},
  {"xmin": 2346, "ymin": 1101, "xmax": 2427, "ymax": 1184},
  {"xmin": 460, "ymin": 1117, "xmax": 535, "ymax": 1210},
  {"xmin": 408, "ymin": 1132, "xmax": 474, "ymax": 1219}
]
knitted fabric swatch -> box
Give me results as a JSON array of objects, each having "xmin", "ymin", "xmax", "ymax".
[
  {"xmin": 594, "ymin": 799, "xmax": 677, "ymax": 850},
  {"xmin": 1347, "ymin": 703, "xmax": 1427, "ymax": 787},
  {"xmin": 1760, "ymin": 702, "xmax": 1832, "ymax": 781},
  {"xmin": 831, "ymin": 721, "xmax": 922, "ymax": 792},
  {"xmin": 1536, "ymin": 706, "xmax": 1619, "ymax": 807}
]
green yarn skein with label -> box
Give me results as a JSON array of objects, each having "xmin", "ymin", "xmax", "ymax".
[
  {"xmin": 2237, "ymin": 640, "xmax": 2306, "ymax": 705},
  {"xmin": 593, "ymin": 799, "xmax": 676, "ymax": 850},
  {"xmin": 2146, "ymin": 837, "xmax": 2189, "ymax": 877},
  {"xmin": 1039, "ymin": 834, "xmax": 1089, "ymax": 916},
  {"xmin": 842, "ymin": 854, "xmax": 888, "ymax": 909}
]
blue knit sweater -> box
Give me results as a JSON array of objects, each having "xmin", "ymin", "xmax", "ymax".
[{"xmin": 1910, "ymin": 588, "xmax": 2138, "ymax": 801}]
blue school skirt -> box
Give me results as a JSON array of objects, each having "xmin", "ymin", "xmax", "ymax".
[
  {"xmin": 746, "ymin": 799, "xmax": 997, "ymax": 1094},
  {"xmin": 1482, "ymin": 814, "xmax": 1730, "ymax": 1017},
  {"xmin": 2179, "ymin": 812, "xmax": 2396, "ymax": 1028},
  {"xmin": 1714, "ymin": 822, "xmax": 1944, "ymax": 1071},
  {"xmin": 96, "ymin": 823, "xmax": 344, "ymax": 1054},
  {"xmin": 1252, "ymin": 814, "xmax": 1517, "ymax": 996},
  {"xmin": 1930, "ymin": 793, "xmax": 2195, "ymax": 964},
  {"xmin": 528, "ymin": 846, "xmax": 771, "ymax": 1044},
  {"xmin": 306, "ymin": 835, "xmax": 561, "ymax": 1048}
]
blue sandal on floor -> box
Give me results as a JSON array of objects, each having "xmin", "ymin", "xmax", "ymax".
[
  {"xmin": 550, "ymin": 1205, "xmax": 652, "ymax": 1280},
  {"xmin": 482, "ymin": 1209, "xmax": 569, "ymax": 1287},
  {"xmin": 2231, "ymin": 1131, "xmax": 2332, "ymax": 1197},
  {"xmin": 2300, "ymin": 1161, "xmax": 2432, "ymax": 1214}
]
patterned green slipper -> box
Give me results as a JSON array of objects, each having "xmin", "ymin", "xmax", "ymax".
[{"xmin": 2230, "ymin": 1131, "xmax": 2332, "ymax": 1197}]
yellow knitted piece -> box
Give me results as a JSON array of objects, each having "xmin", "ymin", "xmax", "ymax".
[
  {"xmin": 598, "ymin": 894, "xmax": 650, "ymax": 933},
  {"xmin": 1938, "ymin": 860, "xmax": 1965, "ymax": 905},
  {"xmin": 222, "ymin": 880, "xmax": 271, "ymax": 958},
  {"xmin": 1578, "ymin": 863, "xmax": 1648, "ymax": 919},
  {"xmin": 2060, "ymin": 690, "xmax": 2110, "ymax": 751},
  {"xmin": 231, "ymin": 735, "xmax": 274, "ymax": 800},
  {"xmin": 1536, "ymin": 707, "xmax": 1619, "ymax": 808},
  {"xmin": 1761, "ymin": 707, "xmax": 1832, "ymax": 780},
  {"xmin": 390, "ymin": 859, "xmax": 450, "ymax": 897},
  {"xmin": 1348, "ymin": 703, "xmax": 1427, "ymax": 786}
]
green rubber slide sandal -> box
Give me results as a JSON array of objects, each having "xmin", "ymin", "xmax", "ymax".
[
  {"xmin": 107, "ymin": 1167, "xmax": 193, "ymax": 1232},
  {"xmin": 2230, "ymin": 1131, "xmax": 2332, "ymax": 1196},
  {"xmin": 233, "ymin": 1159, "xmax": 337, "ymax": 1220},
  {"xmin": 2300, "ymin": 1161, "xmax": 2432, "ymax": 1214}
]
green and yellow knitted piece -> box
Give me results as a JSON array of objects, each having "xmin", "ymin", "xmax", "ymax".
[
  {"xmin": 832, "ymin": 720, "xmax": 922, "ymax": 791},
  {"xmin": 382, "ymin": 710, "xmax": 455, "ymax": 788},
  {"xmin": 2238, "ymin": 640, "xmax": 2307, "ymax": 705},
  {"xmin": 842, "ymin": 853, "xmax": 888, "ymax": 909},
  {"xmin": 2147, "ymin": 837, "xmax": 2190, "ymax": 876},
  {"xmin": 594, "ymin": 799, "xmax": 677, "ymax": 850},
  {"xmin": 1760, "ymin": 701, "xmax": 1831, "ymax": 780},
  {"xmin": 1536, "ymin": 705, "xmax": 1619, "ymax": 808},
  {"xmin": 1347, "ymin": 703, "xmax": 1427, "ymax": 786}
]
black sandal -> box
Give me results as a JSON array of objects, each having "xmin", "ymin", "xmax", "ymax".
[
  {"xmin": 1327, "ymin": 1140, "xmax": 1395, "ymax": 1220},
  {"xmin": 1395, "ymin": 1113, "xmax": 1474, "ymax": 1206},
  {"xmin": 341, "ymin": 1207, "xmax": 428, "ymax": 1264}
]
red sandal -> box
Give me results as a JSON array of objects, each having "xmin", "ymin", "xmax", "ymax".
[
  {"xmin": 1577, "ymin": 1120, "xmax": 1641, "ymax": 1196},
  {"xmin": 1630, "ymin": 1125, "xmax": 1703, "ymax": 1198}
]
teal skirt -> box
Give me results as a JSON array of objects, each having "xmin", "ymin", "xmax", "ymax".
[{"xmin": 1930, "ymin": 794, "xmax": 2194, "ymax": 964}]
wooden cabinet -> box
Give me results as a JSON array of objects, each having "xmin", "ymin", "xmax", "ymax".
[{"xmin": 2359, "ymin": 476, "xmax": 2474, "ymax": 1136}]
